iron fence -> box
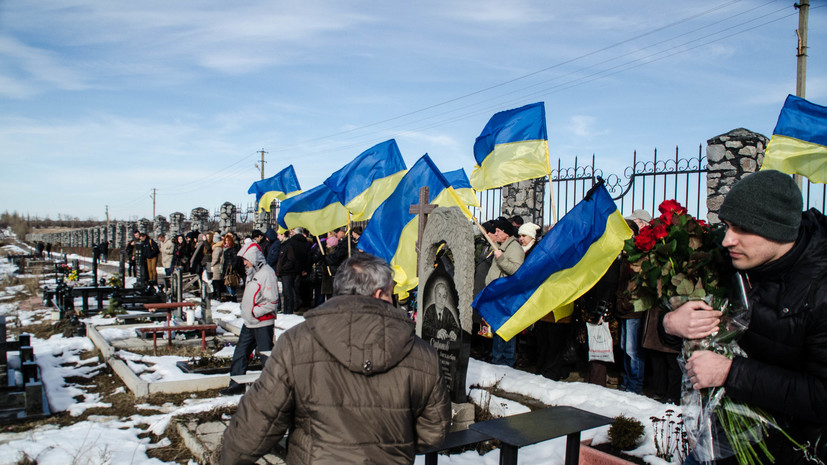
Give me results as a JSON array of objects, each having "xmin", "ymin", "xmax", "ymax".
[
  {"xmin": 477, "ymin": 146, "xmax": 709, "ymax": 226},
  {"xmin": 476, "ymin": 146, "xmax": 825, "ymax": 226}
]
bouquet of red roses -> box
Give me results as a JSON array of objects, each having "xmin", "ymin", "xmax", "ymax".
[{"xmin": 624, "ymin": 200, "xmax": 728, "ymax": 313}]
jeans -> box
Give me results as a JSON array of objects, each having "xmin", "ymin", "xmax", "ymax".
[
  {"xmin": 620, "ymin": 318, "xmax": 645, "ymax": 394},
  {"xmin": 228, "ymin": 324, "xmax": 274, "ymax": 388},
  {"xmin": 491, "ymin": 334, "xmax": 516, "ymax": 367}
]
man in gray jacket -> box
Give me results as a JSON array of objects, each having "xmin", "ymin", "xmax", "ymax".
[
  {"xmin": 484, "ymin": 218, "xmax": 524, "ymax": 367},
  {"xmin": 220, "ymin": 253, "xmax": 451, "ymax": 464},
  {"xmin": 220, "ymin": 242, "xmax": 278, "ymax": 396}
]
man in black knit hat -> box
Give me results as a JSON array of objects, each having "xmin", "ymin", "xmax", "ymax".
[{"xmin": 662, "ymin": 169, "xmax": 827, "ymax": 464}]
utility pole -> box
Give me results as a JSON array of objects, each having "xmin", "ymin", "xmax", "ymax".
[
  {"xmin": 151, "ymin": 188, "xmax": 157, "ymax": 219},
  {"xmin": 793, "ymin": 0, "xmax": 809, "ymax": 188},
  {"xmin": 258, "ymin": 148, "xmax": 267, "ymax": 180},
  {"xmin": 796, "ymin": 0, "xmax": 809, "ymax": 98}
]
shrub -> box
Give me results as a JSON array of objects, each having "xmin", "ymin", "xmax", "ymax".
[{"xmin": 608, "ymin": 414, "xmax": 645, "ymax": 451}]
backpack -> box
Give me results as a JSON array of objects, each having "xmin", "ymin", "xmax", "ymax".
[{"xmin": 147, "ymin": 239, "xmax": 160, "ymax": 259}]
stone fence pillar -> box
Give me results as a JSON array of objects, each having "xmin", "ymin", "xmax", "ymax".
[
  {"xmin": 154, "ymin": 215, "xmax": 169, "ymax": 238},
  {"xmin": 190, "ymin": 208, "xmax": 209, "ymax": 233},
  {"xmin": 501, "ymin": 176, "xmax": 546, "ymax": 227},
  {"xmin": 169, "ymin": 212, "xmax": 186, "ymax": 236},
  {"xmin": 706, "ymin": 128, "xmax": 768, "ymax": 224},
  {"xmin": 219, "ymin": 202, "xmax": 237, "ymax": 232}
]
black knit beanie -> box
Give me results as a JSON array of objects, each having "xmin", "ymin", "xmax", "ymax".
[{"xmin": 719, "ymin": 170, "xmax": 802, "ymax": 242}]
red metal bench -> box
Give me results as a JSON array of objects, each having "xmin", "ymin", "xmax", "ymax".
[
  {"xmin": 144, "ymin": 302, "xmax": 197, "ymax": 327},
  {"xmin": 136, "ymin": 324, "xmax": 217, "ymax": 355}
]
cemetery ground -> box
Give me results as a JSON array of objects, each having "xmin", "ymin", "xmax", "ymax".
[{"xmin": 0, "ymin": 238, "xmax": 686, "ymax": 465}]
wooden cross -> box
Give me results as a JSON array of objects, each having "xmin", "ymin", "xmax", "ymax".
[{"xmin": 409, "ymin": 186, "xmax": 437, "ymax": 277}]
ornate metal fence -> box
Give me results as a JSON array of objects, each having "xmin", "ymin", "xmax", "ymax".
[
  {"xmin": 803, "ymin": 179, "xmax": 826, "ymax": 213},
  {"xmin": 476, "ymin": 146, "xmax": 710, "ymax": 226}
]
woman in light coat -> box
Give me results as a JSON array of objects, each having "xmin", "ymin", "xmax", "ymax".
[{"xmin": 211, "ymin": 233, "xmax": 224, "ymax": 299}]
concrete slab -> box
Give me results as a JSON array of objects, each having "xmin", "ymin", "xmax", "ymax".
[{"xmin": 178, "ymin": 420, "xmax": 285, "ymax": 465}]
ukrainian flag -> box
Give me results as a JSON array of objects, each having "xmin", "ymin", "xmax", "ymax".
[
  {"xmin": 358, "ymin": 155, "xmax": 471, "ymax": 297},
  {"xmin": 473, "ymin": 184, "xmax": 632, "ymax": 341},
  {"xmin": 444, "ymin": 168, "xmax": 481, "ymax": 208},
  {"xmin": 276, "ymin": 184, "xmax": 348, "ymax": 237},
  {"xmin": 323, "ymin": 139, "xmax": 408, "ymax": 221},
  {"xmin": 248, "ymin": 165, "xmax": 302, "ymax": 212},
  {"xmin": 470, "ymin": 102, "xmax": 551, "ymax": 191},
  {"xmin": 762, "ymin": 95, "xmax": 827, "ymax": 184}
]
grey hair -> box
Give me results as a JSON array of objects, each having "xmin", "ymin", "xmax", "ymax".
[{"xmin": 333, "ymin": 253, "xmax": 395, "ymax": 297}]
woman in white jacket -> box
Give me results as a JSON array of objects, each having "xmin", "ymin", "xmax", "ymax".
[{"xmin": 221, "ymin": 242, "xmax": 279, "ymax": 396}]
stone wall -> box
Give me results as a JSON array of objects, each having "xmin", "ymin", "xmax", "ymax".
[{"xmin": 705, "ymin": 128, "xmax": 768, "ymax": 224}]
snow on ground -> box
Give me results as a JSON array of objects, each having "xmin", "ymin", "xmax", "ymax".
[{"xmin": 0, "ymin": 418, "xmax": 172, "ymax": 465}]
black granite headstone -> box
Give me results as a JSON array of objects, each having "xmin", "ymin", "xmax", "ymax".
[{"xmin": 421, "ymin": 264, "xmax": 469, "ymax": 403}]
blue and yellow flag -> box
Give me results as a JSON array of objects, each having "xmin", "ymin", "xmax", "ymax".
[
  {"xmin": 323, "ymin": 139, "xmax": 408, "ymax": 221},
  {"xmin": 470, "ymin": 102, "xmax": 551, "ymax": 191},
  {"xmin": 473, "ymin": 184, "xmax": 632, "ymax": 341},
  {"xmin": 358, "ymin": 155, "xmax": 471, "ymax": 296},
  {"xmin": 248, "ymin": 165, "xmax": 302, "ymax": 212},
  {"xmin": 443, "ymin": 168, "xmax": 481, "ymax": 208},
  {"xmin": 276, "ymin": 184, "xmax": 348, "ymax": 237},
  {"xmin": 762, "ymin": 95, "xmax": 827, "ymax": 184}
]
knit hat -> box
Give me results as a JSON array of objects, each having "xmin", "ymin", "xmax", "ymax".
[
  {"xmin": 719, "ymin": 170, "xmax": 802, "ymax": 242},
  {"xmin": 518, "ymin": 222, "xmax": 539, "ymax": 239},
  {"xmin": 624, "ymin": 209, "xmax": 652, "ymax": 223},
  {"xmin": 493, "ymin": 218, "xmax": 516, "ymax": 237}
]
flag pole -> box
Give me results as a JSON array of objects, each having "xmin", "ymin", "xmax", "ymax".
[
  {"xmin": 315, "ymin": 235, "xmax": 332, "ymax": 276},
  {"xmin": 548, "ymin": 174, "xmax": 558, "ymax": 225},
  {"xmin": 347, "ymin": 211, "xmax": 352, "ymax": 258},
  {"xmin": 445, "ymin": 187, "xmax": 500, "ymax": 251}
]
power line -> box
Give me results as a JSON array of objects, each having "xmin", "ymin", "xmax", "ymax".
[{"xmin": 145, "ymin": 0, "xmax": 800, "ymax": 201}]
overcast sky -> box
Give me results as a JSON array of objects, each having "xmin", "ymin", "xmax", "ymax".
[{"xmin": 1, "ymin": 0, "xmax": 824, "ymax": 221}]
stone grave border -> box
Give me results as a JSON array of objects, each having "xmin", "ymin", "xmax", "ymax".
[{"xmin": 88, "ymin": 323, "xmax": 231, "ymax": 398}]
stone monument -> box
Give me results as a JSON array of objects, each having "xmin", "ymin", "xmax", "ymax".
[{"xmin": 416, "ymin": 206, "xmax": 474, "ymax": 404}]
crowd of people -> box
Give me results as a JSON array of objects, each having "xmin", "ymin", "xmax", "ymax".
[{"xmin": 24, "ymin": 169, "xmax": 827, "ymax": 464}]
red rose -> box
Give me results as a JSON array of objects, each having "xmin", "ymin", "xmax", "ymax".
[
  {"xmin": 658, "ymin": 199, "xmax": 687, "ymax": 216},
  {"xmin": 634, "ymin": 226, "xmax": 656, "ymax": 252},
  {"xmin": 697, "ymin": 219, "xmax": 708, "ymax": 228},
  {"xmin": 652, "ymin": 223, "xmax": 668, "ymax": 240},
  {"xmin": 660, "ymin": 210, "xmax": 674, "ymax": 226}
]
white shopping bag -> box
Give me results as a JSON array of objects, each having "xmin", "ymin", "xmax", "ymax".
[{"xmin": 586, "ymin": 322, "xmax": 614, "ymax": 362}]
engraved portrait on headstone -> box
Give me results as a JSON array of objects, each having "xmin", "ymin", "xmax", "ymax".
[{"xmin": 422, "ymin": 272, "xmax": 460, "ymax": 343}]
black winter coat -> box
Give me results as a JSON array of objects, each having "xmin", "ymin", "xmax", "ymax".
[
  {"xmin": 664, "ymin": 209, "xmax": 827, "ymax": 464},
  {"xmin": 277, "ymin": 235, "xmax": 311, "ymax": 275}
]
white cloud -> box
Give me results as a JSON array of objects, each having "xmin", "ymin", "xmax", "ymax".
[
  {"xmin": 566, "ymin": 115, "xmax": 603, "ymax": 138},
  {"xmin": 0, "ymin": 36, "xmax": 88, "ymax": 97}
]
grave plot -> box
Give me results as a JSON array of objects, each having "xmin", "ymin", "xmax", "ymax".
[{"xmin": 87, "ymin": 310, "xmax": 304, "ymax": 398}]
